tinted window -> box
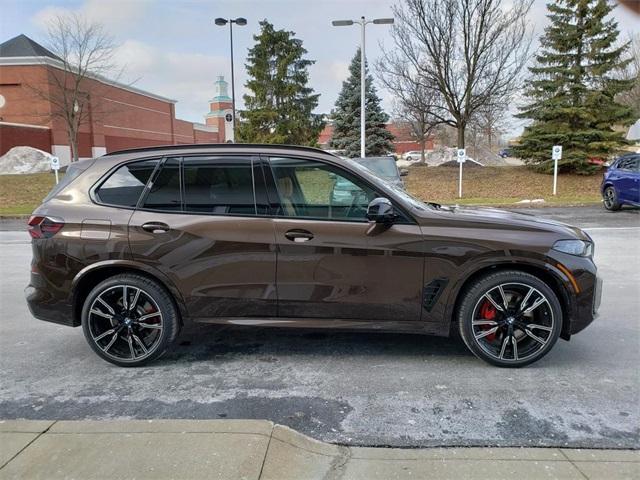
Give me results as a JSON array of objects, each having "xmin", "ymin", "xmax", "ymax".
[
  {"xmin": 183, "ymin": 157, "xmax": 256, "ymax": 215},
  {"xmin": 143, "ymin": 158, "xmax": 181, "ymax": 211},
  {"xmin": 269, "ymin": 157, "xmax": 377, "ymax": 221},
  {"xmin": 616, "ymin": 156, "xmax": 639, "ymax": 171},
  {"xmin": 96, "ymin": 160, "xmax": 157, "ymax": 207}
]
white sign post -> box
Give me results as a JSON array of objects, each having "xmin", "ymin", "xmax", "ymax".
[
  {"xmin": 457, "ymin": 148, "xmax": 466, "ymax": 198},
  {"xmin": 552, "ymin": 145, "xmax": 562, "ymax": 195},
  {"xmin": 51, "ymin": 156, "xmax": 60, "ymax": 184}
]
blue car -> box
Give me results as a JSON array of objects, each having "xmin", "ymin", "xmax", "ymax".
[{"xmin": 601, "ymin": 153, "xmax": 640, "ymax": 211}]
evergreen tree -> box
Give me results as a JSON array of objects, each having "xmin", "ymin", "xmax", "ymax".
[
  {"xmin": 237, "ymin": 20, "xmax": 324, "ymax": 145},
  {"xmin": 329, "ymin": 48, "xmax": 394, "ymax": 157},
  {"xmin": 514, "ymin": 0, "xmax": 635, "ymax": 174}
]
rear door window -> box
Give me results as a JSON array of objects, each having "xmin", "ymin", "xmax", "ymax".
[
  {"xmin": 95, "ymin": 159, "xmax": 158, "ymax": 207},
  {"xmin": 142, "ymin": 158, "xmax": 181, "ymax": 211},
  {"xmin": 183, "ymin": 157, "xmax": 256, "ymax": 215}
]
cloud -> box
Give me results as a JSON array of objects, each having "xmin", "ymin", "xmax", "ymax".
[
  {"xmin": 32, "ymin": 0, "xmax": 152, "ymax": 34},
  {"xmin": 310, "ymin": 60, "xmax": 350, "ymax": 112},
  {"xmin": 113, "ymin": 40, "xmax": 234, "ymax": 123}
]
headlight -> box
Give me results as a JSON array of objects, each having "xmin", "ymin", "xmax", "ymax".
[{"xmin": 553, "ymin": 239, "xmax": 593, "ymax": 257}]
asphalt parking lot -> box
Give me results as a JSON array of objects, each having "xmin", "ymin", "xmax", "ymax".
[{"xmin": 0, "ymin": 206, "xmax": 638, "ymax": 449}]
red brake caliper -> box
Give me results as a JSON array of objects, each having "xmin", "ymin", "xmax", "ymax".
[{"xmin": 479, "ymin": 300, "xmax": 497, "ymax": 342}]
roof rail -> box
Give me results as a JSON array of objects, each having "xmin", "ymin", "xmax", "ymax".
[{"xmin": 102, "ymin": 143, "xmax": 332, "ymax": 157}]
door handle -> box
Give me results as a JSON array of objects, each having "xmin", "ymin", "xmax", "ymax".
[
  {"xmin": 284, "ymin": 229, "xmax": 314, "ymax": 242},
  {"xmin": 141, "ymin": 222, "xmax": 170, "ymax": 234}
]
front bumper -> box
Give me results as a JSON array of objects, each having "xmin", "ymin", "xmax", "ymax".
[{"xmin": 568, "ymin": 274, "xmax": 601, "ymax": 336}]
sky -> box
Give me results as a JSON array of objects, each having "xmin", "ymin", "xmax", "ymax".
[{"xmin": 1, "ymin": 0, "xmax": 638, "ymax": 134}]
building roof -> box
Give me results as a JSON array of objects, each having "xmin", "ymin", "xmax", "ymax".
[
  {"xmin": 0, "ymin": 34, "xmax": 177, "ymax": 104},
  {"xmin": 0, "ymin": 34, "xmax": 60, "ymax": 60}
]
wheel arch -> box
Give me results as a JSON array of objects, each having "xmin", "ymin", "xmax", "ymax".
[
  {"xmin": 71, "ymin": 261, "xmax": 188, "ymax": 327},
  {"xmin": 601, "ymin": 181, "xmax": 615, "ymax": 193},
  {"xmin": 446, "ymin": 261, "xmax": 575, "ymax": 341}
]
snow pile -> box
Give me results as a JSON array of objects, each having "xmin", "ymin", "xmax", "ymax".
[
  {"xmin": 398, "ymin": 147, "xmax": 459, "ymax": 167},
  {"xmin": 0, "ymin": 147, "xmax": 54, "ymax": 174}
]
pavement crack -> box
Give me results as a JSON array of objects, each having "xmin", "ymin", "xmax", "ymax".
[
  {"xmin": 257, "ymin": 422, "xmax": 275, "ymax": 480},
  {"xmin": 558, "ymin": 449, "xmax": 589, "ymax": 480},
  {"xmin": 0, "ymin": 420, "xmax": 57, "ymax": 471},
  {"xmin": 322, "ymin": 445, "xmax": 351, "ymax": 480}
]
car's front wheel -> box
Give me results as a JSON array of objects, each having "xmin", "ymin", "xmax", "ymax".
[
  {"xmin": 458, "ymin": 271, "xmax": 562, "ymax": 367},
  {"xmin": 603, "ymin": 186, "xmax": 621, "ymax": 211},
  {"xmin": 81, "ymin": 274, "xmax": 180, "ymax": 367}
]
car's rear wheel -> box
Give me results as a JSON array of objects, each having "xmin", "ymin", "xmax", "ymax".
[
  {"xmin": 81, "ymin": 274, "xmax": 180, "ymax": 367},
  {"xmin": 603, "ymin": 186, "xmax": 621, "ymax": 211},
  {"xmin": 458, "ymin": 271, "xmax": 562, "ymax": 367}
]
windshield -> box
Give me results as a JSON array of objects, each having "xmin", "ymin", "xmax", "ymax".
[{"xmin": 353, "ymin": 157, "xmax": 398, "ymax": 178}]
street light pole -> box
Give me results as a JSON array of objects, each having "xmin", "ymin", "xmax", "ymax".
[
  {"xmin": 215, "ymin": 17, "xmax": 247, "ymax": 143},
  {"xmin": 332, "ymin": 16, "xmax": 393, "ymax": 158},
  {"xmin": 360, "ymin": 17, "xmax": 365, "ymax": 159},
  {"xmin": 229, "ymin": 21, "xmax": 236, "ymax": 140}
]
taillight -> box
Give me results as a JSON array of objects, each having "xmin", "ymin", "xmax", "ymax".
[{"xmin": 28, "ymin": 216, "xmax": 64, "ymax": 239}]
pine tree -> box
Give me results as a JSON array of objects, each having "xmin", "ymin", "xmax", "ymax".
[
  {"xmin": 237, "ymin": 20, "xmax": 324, "ymax": 145},
  {"xmin": 329, "ymin": 48, "xmax": 394, "ymax": 158},
  {"xmin": 514, "ymin": 0, "xmax": 635, "ymax": 174}
]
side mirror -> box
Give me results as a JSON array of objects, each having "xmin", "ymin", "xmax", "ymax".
[
  {"xmin": 399, "ymin": 168, "xmax": 409, "ymax": 177},
  {"xmin": 366, "ymin": 197, "xmax": 397, "ymax": 224}
]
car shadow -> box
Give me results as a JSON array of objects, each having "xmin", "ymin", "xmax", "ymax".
[{"xmin": 159, "ymin": 323, "xmax": 473, "ymax": 364}]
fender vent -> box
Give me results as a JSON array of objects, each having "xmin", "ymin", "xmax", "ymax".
[{"xmin": 423, "ymin": 278, "xmax": 448, "ymax": 311}]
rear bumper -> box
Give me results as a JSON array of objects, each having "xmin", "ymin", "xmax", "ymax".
[{"xmin": 25, "ymin": 279, "xmax": 77, "ymax": 327}]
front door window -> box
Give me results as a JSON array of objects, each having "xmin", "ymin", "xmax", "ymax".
[{"xmin": 269, "ymin": 157, "xmax": 377, "ymax": 221}]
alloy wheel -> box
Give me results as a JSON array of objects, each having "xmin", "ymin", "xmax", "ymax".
[
  {"xmin": 604, "ymin": 187, "xmax": 616, "ymax": 209},
  {"xmin": 87, "ymin": 285, "xmax": 164, "ymax": 362},
  {"xmin": 471, "ymin": 282, "xmax": 554, "ymax": 363}
]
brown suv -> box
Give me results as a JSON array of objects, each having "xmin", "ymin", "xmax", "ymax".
[{"xmin": 25, "ymin": 144, "xmax": 601, "ymax": 367}]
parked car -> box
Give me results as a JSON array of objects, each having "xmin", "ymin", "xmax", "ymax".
[
  {"xmin": 26, "ymin": 144, "xmax": 601, "ymax": 368},
  {"xmin": 330, "ymin": 156, "xmax": 406, "ymax": 204},
  {"xmin": 601, "ymin": 153, "xmax": 640, "ymax": 211},
  {"xmin": 352, "ymin": 156, "xmax": 406, "ymax": 189},
  {"xmin": 498, "ymin": 148, "xmax": 512, "ymax": 158},
  {"xmin": 402, "ymin": 150, "xmax": 424, "ymax": 162}
]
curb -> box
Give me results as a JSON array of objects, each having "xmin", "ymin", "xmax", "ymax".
[{"xmin": 1, "ymin": 420, "xmax": 638, "ymax": 479}]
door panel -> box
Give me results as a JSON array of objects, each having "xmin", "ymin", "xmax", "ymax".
[
  {"xmin": 614, "ymin": 157, "xmax": 639, "ymax": 203},
  {"xmin": 274, "ymin": 219, "xmax": 424, "ymax": 321},
  {"xmin": 129, "ymin": 213, "xmax": 277, "ymax": 318},
  {"xmin": 265, "ymin": 154, "xmax": 426, "ymax": 323},
  {"xmin": 128, "ymin": 155, "xmax": 277, "ymax": 319}
]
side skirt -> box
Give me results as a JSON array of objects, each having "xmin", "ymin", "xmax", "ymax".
[{"xmin": 191, "ymin": 316, "xmax": 443, "ymax": 335}]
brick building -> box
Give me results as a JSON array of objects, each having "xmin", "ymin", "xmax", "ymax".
[
  {"xmin": 318, "ymin": 120, "xmax": 434, "ymax": 155},
  {"xmin": 0, "ymin": 34, "xmax": 231, "ymax": 164}
]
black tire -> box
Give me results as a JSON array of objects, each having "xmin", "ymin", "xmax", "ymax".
[
  {"xmin": 81, "ymin": 274, "xmax": 180, "ymax": 367},
  {"xmin": 458, "ymin": 270, "xmax": 562, "ymax": 368},
  {"xmin": 603, "ymin": 186, "xmax": 621, "ymax": 211}
]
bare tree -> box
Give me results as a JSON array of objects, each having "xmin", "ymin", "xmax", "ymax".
[
  {"xmin": 376, "ymin": 53, "xmax": 445, "ymax": 162},
  {"xmin": 31, "ymin": 14, "xmax": 119, "ymax": 162},
  {"xmin": 617, "ymin": 34, "xmax": 640, "ymax": 118},
  {"xmin": 390, "ymin": 0, "xmax": 533, "ymax": 149},
  {"xmin": 469, "ymin": 99, "xmax": 510, "ymax": 152}
]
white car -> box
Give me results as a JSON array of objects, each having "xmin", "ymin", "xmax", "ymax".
[{"xmin": 402, "ymin": 150, "xmax": 424, "ymax": 162}]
